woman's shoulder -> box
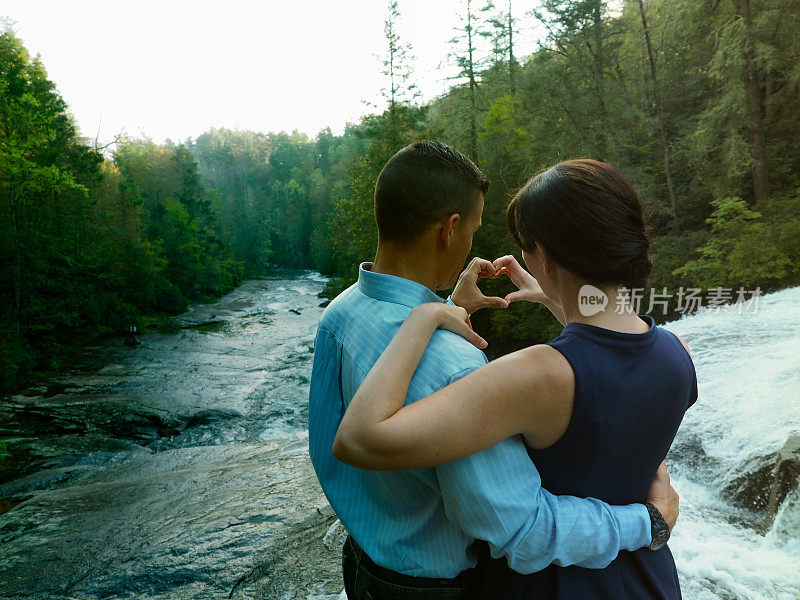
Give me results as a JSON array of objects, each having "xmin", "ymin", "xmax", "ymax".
[
  {"xmin": 656, "ymin": 327, "xmax": 699, "ymax": 408},
  {"xmin": 474, "ymin": 344, "xmax": 575, "ymax": 400},
  {"xmin": 496, "ymin": 345, "xmax": 576, "ymax": 407},
  {"xmin": 504, "ymin": 345, "xmax": 576, "ymax": 449},
  {"xmin": 656, "ymin": 326, "xmax": 694, "ymax": 363},
  {"xmin": 665, "ymin": 329, "xmax": 691, "ymax": 355}
]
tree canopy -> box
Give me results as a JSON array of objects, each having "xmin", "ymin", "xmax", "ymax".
[{"xmin": 2, "ymin": 0, "xmax": 798, "ymax": 385}]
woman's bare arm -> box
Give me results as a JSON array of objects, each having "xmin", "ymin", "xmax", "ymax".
[{"xmin": 332, "ymin": 303, "xmax": 574, "ymax": 470}]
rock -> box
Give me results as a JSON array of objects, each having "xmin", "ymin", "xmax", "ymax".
[
  {"xmin": 183, "ymin": 319, "xmax": 228, "ymax": 331},
  {"xmin": 230, "ymin": 507, "xmax": 346, "ymax": 600},
  {"xmin": 289, "ymin": 308, "xmax": 302, "ymax": 315},
  {"xmin": 0, "ymin": 273, "xmax": 336, "ymax": 599},
  {"xmin": 0, "ymin": 438, "xmax": 344, "ymax": 600},
  {"xmin": 0, "ymin": 395, "xmax": 186, "ymax": 485},
  {"xmin": 722, "ymin": 433, "xmax": 800, "ymax": 530},
  {"xmin": 318, "ymin": 300, "xmax": 331, "ymax": 308}
]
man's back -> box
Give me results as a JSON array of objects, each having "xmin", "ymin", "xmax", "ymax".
[{"xmin": 309, "ymin": 265, "xmax": 488, "ymax": 577}]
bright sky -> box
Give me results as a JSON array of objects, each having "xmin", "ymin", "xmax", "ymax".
[{"xmin": 2, "ymin": 1, "xmax": 546, "ymax": 144}]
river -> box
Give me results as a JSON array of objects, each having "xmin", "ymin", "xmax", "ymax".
[
  {"xmin": 0, "ymin": 271, "xmax": 346, "ymax": 600},
  {"xmin": 1, "ymin": 273, "xmax": 798, "ymax": 600}
]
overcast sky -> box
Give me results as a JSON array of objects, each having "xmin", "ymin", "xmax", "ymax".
[{"xmin": 2, "ymin": 1, "xmax": 547, "ymax": 144}]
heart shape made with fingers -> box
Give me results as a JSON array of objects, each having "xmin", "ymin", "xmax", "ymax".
[
  {"xmin": 451, "ymin": 256, "xmax": 512, "ymax": 314},
  {"xmin": 492, "ymin": 254, "xmax": 548, "ymax": 305}
]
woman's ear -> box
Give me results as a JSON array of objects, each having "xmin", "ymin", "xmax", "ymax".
[
  {"xmin": 538, "ymin": 244, "xmax": 554, "ymax": 274},
  {"xmin": 440, "ymin": 213, "xmax": 460, "ymax": 248}
]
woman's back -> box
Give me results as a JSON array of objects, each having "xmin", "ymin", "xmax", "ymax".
[{"xmin": 481, "ymin": 314, "xmax": 698, "ymax": 600}]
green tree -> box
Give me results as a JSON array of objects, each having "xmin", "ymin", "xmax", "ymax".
[
  {"xmin": 0, "ymin": 27, "xmax": 101, "ymax": 384},
  {"xmin": 673, "ymin": 196, "xmax": 791, "ymax": 288}
]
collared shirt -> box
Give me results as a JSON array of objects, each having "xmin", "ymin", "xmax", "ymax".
[{"xmin": 308, "ymin": 262, "xmax": 650, "ymax": 578}]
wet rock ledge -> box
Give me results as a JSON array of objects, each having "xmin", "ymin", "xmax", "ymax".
[{"xmin": 0, "ymin": 436, "xmax": 345, "ymax": 599}]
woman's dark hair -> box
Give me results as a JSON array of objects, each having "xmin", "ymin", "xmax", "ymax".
[
  {"xmin": 506, "ymin": 159, "xmax": 653, "ymax": 290},
  {"xmin": 375, "ymin": 140, "xmax": 489, "ymax": 243}
]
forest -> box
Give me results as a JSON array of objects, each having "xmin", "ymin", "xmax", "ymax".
[{"xmin": 1, "ymin": 0, "xmax": 799, "ymax": 387}]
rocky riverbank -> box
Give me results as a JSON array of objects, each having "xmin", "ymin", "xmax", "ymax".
[{"xmin": 0, "ymin": 272, "xmax": 346, "ymax": 599}]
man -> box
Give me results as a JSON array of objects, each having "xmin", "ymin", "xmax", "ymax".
[{"xmin": 308, "ymin": 141, "xmax": 678, "ymax": 599}]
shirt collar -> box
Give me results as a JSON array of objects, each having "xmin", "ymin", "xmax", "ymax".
[{"xmin": 358, "ymin": 262, "xmax": 445, "ymax": 308}]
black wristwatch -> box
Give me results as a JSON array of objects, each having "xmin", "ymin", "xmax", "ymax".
[{"xmin": 644, "ymin": 502, "xmax": 670, "ymax": 550}]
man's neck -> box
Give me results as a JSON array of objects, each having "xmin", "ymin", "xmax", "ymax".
[{"xmin": 371, "ymin": 242, "xmax": 439, "ymax": 292}]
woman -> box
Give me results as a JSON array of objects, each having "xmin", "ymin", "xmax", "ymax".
[{"xmin": 333, "ymin": 159, "xmax": 698, "ymax": 599}]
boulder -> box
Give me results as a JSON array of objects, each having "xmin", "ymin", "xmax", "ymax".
[
  {"xmin": 0, "ymin": 438, "xmax": 344, "ymax": 600},
  {"xmin": 722, "ymin": 433, "xmax": 800, "ymax": 530}
]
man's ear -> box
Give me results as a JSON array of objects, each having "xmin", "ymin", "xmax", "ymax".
[{"xmin": 440, "ymin": 213, "xmax": 461, "ymax": 248}]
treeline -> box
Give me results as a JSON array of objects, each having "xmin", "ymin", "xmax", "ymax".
[
  {"xmin": 322, "ymin": 0, "xmax": 800, "ymax": 351},
  {"xmin": 2, "ymin": 0, "xmax": 799, "ymax": 385},
  {"xmin": 188, "ymin": 128, "xmax": 367, "ymax": 274},
  {"xmin": 0, "ymin": 31, "xmax": 243, "ymax": 386}
]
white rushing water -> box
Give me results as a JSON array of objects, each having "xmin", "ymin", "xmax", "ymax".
[{"xmin": 662, "ymin": 286, "xmax": 800, "ymax": 600}]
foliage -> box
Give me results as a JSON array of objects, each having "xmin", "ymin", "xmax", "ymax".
[
  {"xmin": 3, "ymin": 0, "xmax": 800, "ymax": 385},
  {"xmin": 674, "ymin": 195, "xmax": 796, "ymax": 289},
  {"xmin": 0, "ymin": 28, "xmax": 242, "ymax": 388}
]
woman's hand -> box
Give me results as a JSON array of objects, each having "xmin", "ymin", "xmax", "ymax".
[
  {"xmin": 451, "ymin": 257, "xmax": 509, "ymax": 314},
  {"xmin": 493, "ymin": 255, "xmax": 566, "ymax": 326},
  {"xmin": 413, "ymin": 303, "xmax": 488, "ymax": 350},
  {"xmin": 493, "ymin": 255, "xmax": 549, "ymax": 304}
]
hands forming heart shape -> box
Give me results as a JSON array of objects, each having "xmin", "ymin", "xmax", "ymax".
[{"xmin": 450, "ymin": 255, "xmax": 550, "ymax": 315}]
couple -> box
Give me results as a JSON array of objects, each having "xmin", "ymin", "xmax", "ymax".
[{"xmin": 308, "ymin": 141, "xmax": 697, "ymax": 600}]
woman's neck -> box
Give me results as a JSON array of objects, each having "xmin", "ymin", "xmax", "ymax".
[{"xmin": 559, "ymin": 282, "xmax": 651, "ymax": 334}]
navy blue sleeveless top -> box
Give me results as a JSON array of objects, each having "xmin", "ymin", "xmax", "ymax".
[{"xmin": 478, "ymin": 314, "xmax": 698, "ymax": 600}]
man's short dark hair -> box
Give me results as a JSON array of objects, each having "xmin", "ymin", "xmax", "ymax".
[{"xmin": 374, "ymin": 140, "xmax": 489, "ymax": 243}]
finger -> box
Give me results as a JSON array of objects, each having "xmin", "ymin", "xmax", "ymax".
[
  {"xmin": 494, "ymin": 257, "xmax": 530, "ymax": 287},
  {"xmin": 449, "ymin": 315, "xmax": 488, "ymax": 349},
  {"xmin": 465, "ymin": 331, "xmax": 489, "ymax": 349},
  {"xmin": 461, "ymin": 325, "xmax": 488, "ymax": 349},
  {"xmin": 465, "ymin": 256, "xmax": 490, "ymax": 274},
  {"xmin": 505, "ymin": 291, "xmax": 525, "ymax": 303},
  {"xmin": 493, "ymin": 255, "xmax": 520, "ymax": 271},
  {"xmin": 483, "ymin": 296, "xmax": 509, "ymax": 308},
  {"xmin": 501, "ymin": 261, "xmax": 527, "ymax": 282},
  {"xmin": 473, "ymin": 258, "xmax": 498, "ymax": 279},
  {"xmin": 459, "ymin": 263, "xmax": 480, "ymax": 284},
  {"xmin": 461, "ymin": 258, "xmax": 497, "ymax": 285}
]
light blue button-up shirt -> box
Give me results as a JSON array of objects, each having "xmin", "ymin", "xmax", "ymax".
[{"xmin": 308, "ymin": 262, "xmax": 650, "ymax": 578}]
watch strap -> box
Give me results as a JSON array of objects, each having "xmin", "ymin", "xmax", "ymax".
[{"xmin": 644, "ymin": 502, "xmax": 670, "ymax": 551}]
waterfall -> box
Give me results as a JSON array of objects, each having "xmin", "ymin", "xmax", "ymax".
[{"xmin": 663, "ymin": 286, "xmax": 800, "ymax": 599}]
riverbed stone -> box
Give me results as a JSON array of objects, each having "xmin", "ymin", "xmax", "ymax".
[
  {"xmin": 0, "ymin": 437, "xmax": 344, "ymax": 599},
  {"xmin": 0, "ymin": 273, "xmax": 339, "ymax": 599},
  {"xmin": 722, "ymin": 432, "xmax": 800, "ymax": 530}
]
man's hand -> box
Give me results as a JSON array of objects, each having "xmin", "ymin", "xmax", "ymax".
[
  {"xmin": 451, "ymin": 257, "xmax": 509, "ymax": 314},
  {"xmin": 646, "ymin": 461, "xmax": 679, "ymax": 532}
]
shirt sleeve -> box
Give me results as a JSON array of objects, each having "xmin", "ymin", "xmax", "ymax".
[{"xmin": 434, "ymin": 365, "xmax": 651, "ymax": 573}]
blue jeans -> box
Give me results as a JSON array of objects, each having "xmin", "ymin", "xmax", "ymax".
[{"xmin": 342, "ymin": 534, "xmax": 484, "ymax": 600}]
